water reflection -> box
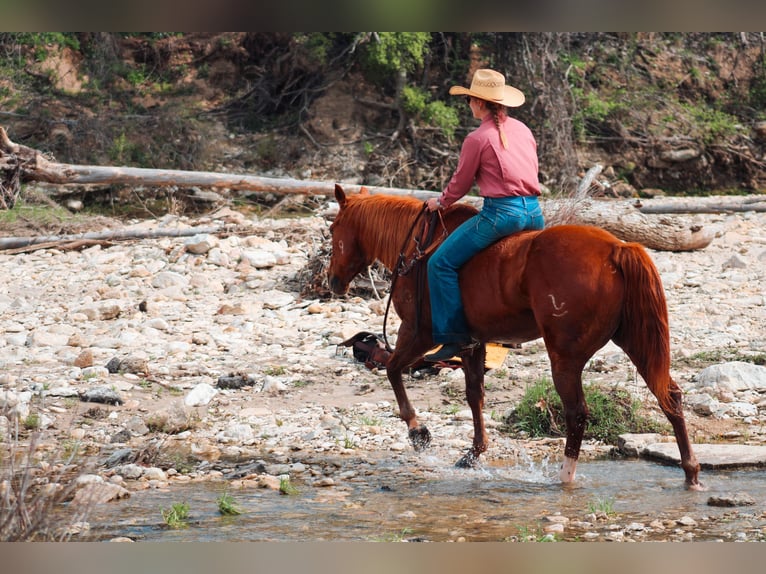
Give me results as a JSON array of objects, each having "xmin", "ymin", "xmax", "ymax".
[{"xmin": 86, "ymin": 458, "xmax": 766, "ymax": 542}]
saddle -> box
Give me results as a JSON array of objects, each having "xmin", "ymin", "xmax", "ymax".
[{"xmin": 338, "ymin": 331, "xmax": 462, "ymax": 372}]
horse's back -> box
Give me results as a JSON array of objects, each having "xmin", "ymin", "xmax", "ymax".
[{"xmin": 463, "ymin": 224, "xmax": 628, "ymax": 346}]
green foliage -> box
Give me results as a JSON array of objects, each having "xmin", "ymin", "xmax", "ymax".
[
  {"xmin": 422, "ymin": 100, "xmax": 460, "ymax": 141},
  {"xmin": 587, "ymin": 495, "xmax": 616, "ymax": 516},
  {"xmin": 0, "ymin": 199, "xmax": 89, "ymax": 226},
  {"xmin": 681, "ymin": 102, "xmax": 741, "ymax": 144},
  {"xmin": 571, "ymin": 87, "xmax": 627, "ymax": 140},
  {"xmin": 360, "ymin": 32, "xmax": 431, "ymax": 83},
  {"xmin": 510, "ymin": 525, "xmax": 559, "ymax": 542},
  {"xmin": 401, "ymin": 85, "xmax": 460, "ymax": 141},
  {"xmin": 23, "ymin": 413, "xmax": 40, "ymax": 430},
  {"xmin": 279, "ymin": 476, "xmax": 299, "ymax": 496},
  {"xmin": 371, "ymin": 527, "xmax": 413, "ymax": 542},
  {"xmin": 217, "ymin": 491, "xmax": 242, "ymax": 516},
  {"xmin": 680, "ymin": 347, "xmax": 766, "ymax": 367},
  {"xmin": 294, "ymin": 33, "xmax": 335, "ymax": 66},
  {"xmin": 507, "ymin": 378, "xmax": 666, "ymax": 443},
  {"xmin": 751, "ymin": 54, "xmax": 766, "ymax": 115},
  {"xmin": 161, "ymin": 501, "xmax": 190, "ymax": 528},
  {"xmin": 2, "ymin": 33, "xmax": 80, "ymax": 52}
]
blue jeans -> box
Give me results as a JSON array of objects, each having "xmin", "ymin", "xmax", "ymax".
[{"xmin": 427, "ymin": 195, "xmax": 545, "ymax": 344}]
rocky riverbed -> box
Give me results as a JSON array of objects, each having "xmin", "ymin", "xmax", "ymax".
[{"xmin": 1, "ymin": 203, "xmax": 766, "ymax": 541}]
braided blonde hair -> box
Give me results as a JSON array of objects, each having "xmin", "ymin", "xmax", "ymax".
[{"xmin": 485, "ymin": 101, "xmax": 508, "ymax": 149}]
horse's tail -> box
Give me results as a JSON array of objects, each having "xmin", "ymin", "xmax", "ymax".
[{"xmin": 611, "ymin": 242, "xmax": 674, "ymax": 412}]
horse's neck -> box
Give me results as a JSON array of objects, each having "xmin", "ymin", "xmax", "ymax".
[
  {"xmin": 364, "ymin": 227, "xmax": 402, "ymax": 271},
  {"xmin": 360, "ymin": 204, "xmax": 418, "ymax": 271}
]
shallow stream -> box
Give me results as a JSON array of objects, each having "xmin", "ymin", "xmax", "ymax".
[{"xmin": 85, "ymin": 454, "xmax": 766, "ymax": 542}]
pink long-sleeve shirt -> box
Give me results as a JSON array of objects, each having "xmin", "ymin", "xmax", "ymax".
[{"xmin": 439, "ymin": 115, "xmax": 540, "ymax": 208}]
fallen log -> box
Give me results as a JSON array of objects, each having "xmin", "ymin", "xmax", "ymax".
[
  {"xmin": 0, "ymin": 225, "xmax": 219, "ymax": 251},
  {"xmin": 2, "ymin": 126, "xmax": 433, "ymax": 200},
  {"xmin": 550, "ymin": 199, "xmax": 716, "ymax": 251},
  {"xmin": 635, "ymin": 196, "xmax": 766, "ymax": 214}
]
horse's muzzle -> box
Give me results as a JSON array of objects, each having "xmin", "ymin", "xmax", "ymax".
[{"xmin": 328, "ymin": 275, "xmax": 349, "ymax": 295}]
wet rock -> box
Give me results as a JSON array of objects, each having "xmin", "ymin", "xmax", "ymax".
[
  {"xmin": 114, "ymin": 464, "xmax": 145, "ymax": 480},
  {"xmin": 643, "ymin": 442, "xmax": 766, "ymax": 468},
  {"xmin": 225, "ymin": 460, "xmax": 268, "ymax": 479},
  {"xmin": 707, "ymin": 493, "xmax": 755, "ymax": 507},
  {"xmin": 143, "ymin": 467, "xmax": 167, "ymax": 481},
  {"xmin": 71, "ymin": 482, "xmax": 130, "ymax": 507},
  {"xmin": 103, "ymin": 448, "xmax": 134, "ymax": 468},
  {"xmin": 617, "ymin": 433, "xmax": 664, "ymax": 457},
  {"xmin": 677, "ymin": 516, "xmax": 698, "ymax": 527}
]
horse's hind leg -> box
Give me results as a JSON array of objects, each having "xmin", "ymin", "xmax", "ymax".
[
  {"xmin": 455, "ymin": 344, "xmax": 488, "ymax": 468},
  {"xmin": 549, "ymin": 357, "xmax": 589, "ymax": 484},
  {"xmin": 652, "ymin": 377, "xmax": 703, "ymax": 490}
]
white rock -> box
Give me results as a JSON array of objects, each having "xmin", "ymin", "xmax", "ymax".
[
  {"xmin": 184, "ymin": 382, "xmax": 218, "ymax": 406},
  {"xmin": 260, "ymin": 290, "xmax": 295, "ymax": 309},
  {"xmin": 142, "ymin": 467, "xmax": 167, "ymax": 481},
  {"xmin": 696, "ymin": 362, "xmax": 766, "ymax": 394},
  {"xmin": 184, "ymin": 233, "xmax": 219, "ymax": 254},
  {"xmin": 152, "ymin": 271, "xmax": 189, "ymax": 289},
  {"xmin": 217, "ymin": 422, "xmax": 255, "ymax": 444},
  {"xmin": 242, "ymin": 249, "xmax": 278, "ymax": 269}
]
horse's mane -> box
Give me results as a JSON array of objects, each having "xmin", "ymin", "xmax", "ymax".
[
  {"xmin": 343, "ymin": 192, "xmax": 480, "ymax": 269},
  {"xmin": 344, "ymin": 194, "xmax": 424, "ymax": 268}
]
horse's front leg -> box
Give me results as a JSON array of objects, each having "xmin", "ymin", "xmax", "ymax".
[
  {"xmin": 385, "ymin": 327, "xmax": 432, "ymax": 451},
  {"xmin": 455, "ymin": 344, "xmax": 488, "ymax": 468}
]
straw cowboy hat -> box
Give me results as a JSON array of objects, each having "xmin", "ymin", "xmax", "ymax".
[{"xmin": 449, "ymin": 68, "xmax": 525, "ymax": 107}]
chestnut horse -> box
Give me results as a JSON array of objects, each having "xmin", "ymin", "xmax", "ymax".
[{"xmin": 327, "ymin": 184, "xmax": 701, "ymax": 489}]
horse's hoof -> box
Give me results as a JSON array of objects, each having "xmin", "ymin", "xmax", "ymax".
[
  {"xmin": 686, "ymin": 481, "xmax": 706, "ymax": 492},
  {"xmin": 455, "ymin": 451, "xmax": 479, "ymax": 469},
  {"xmin": 408, "ymin": 426, "xmax": 431, "ymax": 451}
]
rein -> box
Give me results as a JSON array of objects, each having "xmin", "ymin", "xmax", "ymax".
[{"xmin": 381, "ymin": 204, "xmax": 448, "ymax": 353}]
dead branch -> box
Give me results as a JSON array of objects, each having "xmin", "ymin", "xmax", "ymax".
[{"xmin": 0, "ymin": 225, "xmax": 219, "ymax": 252}]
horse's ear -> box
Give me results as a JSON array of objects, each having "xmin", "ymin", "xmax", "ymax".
[
  {"xmin": 334, "ymin": 184, "xmax": 347, "ymax": 208},
  {"xmin": 359, "ymin": 186, "xmax": 370, "ymax": 196}
]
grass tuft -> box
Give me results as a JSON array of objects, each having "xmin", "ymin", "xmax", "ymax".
[{"xmin": 506, "ymin": 378, "xmax": 667, "ymax": 444}]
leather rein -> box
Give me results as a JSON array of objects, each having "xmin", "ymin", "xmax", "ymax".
[{"xmin": 381, "ymin": 204, "xmax": 448, "ymax": 353}]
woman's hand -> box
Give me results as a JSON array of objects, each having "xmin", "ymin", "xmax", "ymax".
[{"xmin": 426, "ymin": 197, "xmax": 442, "ymax": 212}]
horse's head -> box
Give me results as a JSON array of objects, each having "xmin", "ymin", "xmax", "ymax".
[{"xmin": 327, "ymin": 184, "xmax": 371, "ymax": 295}]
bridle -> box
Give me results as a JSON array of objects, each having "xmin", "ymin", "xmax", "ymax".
[{"xmin": 381, "ymin": 203, "xmax": 448, "ymax": 353}]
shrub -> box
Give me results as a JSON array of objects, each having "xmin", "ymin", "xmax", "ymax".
[{"xmin": 507, "ymin": 378, "xmax": 667, "ymax": 443}]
